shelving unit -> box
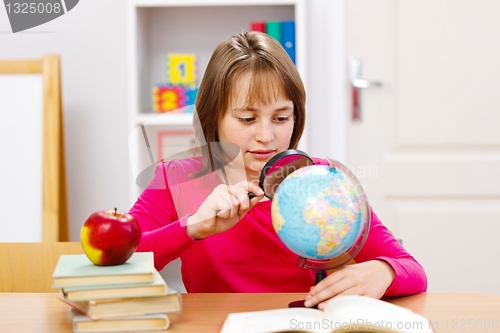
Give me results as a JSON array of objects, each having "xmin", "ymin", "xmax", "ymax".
[
  {"xmin": 135, "ymin": 113, "xmax": 193, "ymax": 127},
  {"xmin": 127, "ymin": 0, "xmax": 307, "ymax": 203}
]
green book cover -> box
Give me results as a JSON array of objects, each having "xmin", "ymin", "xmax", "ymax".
[
  {"xmin": 62, "ymin": 269, "xmax": 167, "ymax": 301},
  {"xmin": 52, "ymin": 252, "xmax": 155, "ymax": 289},
  {"xmin": 266, "ymin": 21, "xmax": 282, "ymax": 43}
]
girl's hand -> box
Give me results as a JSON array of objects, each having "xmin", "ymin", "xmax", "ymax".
[
  {"xmin": 304, "ymin": 260, "xmax": 396, "ymax": 310},
  {"xmin": 186, "ymin": 181, "xmax": 264, "ymax": 240}
]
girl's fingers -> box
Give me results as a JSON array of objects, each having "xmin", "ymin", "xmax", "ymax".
[
  {"xmin": 313, "ymin": 269, "xmax": 345, "ymax": 292},
  {"xmin": 213, "ymin": 195, "xmax": 232, "ymax": 219},
  {"xmin": 214, "ymin": 184, "xmax": 245, "ymax": 219},
  {"xmin": 316, "ymin": 287, "xmax": 364, "ymax": 310},
  {"xmin": 247, "ymin": 182, "xmax": 265, "ymax": 198},
  {"xmin": 234, "ymin": 187, "xmax": 250, "ymax": 213},
  {"xmin": 305, "ymin": 272, "xmax": 353, "ymax": 308},
  {"xmin": 197, "ymin": 182, "xmax": 261, "ymax": 237}
]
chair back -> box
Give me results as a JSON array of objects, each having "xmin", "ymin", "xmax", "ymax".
[{"xmin": 0, "ymin": 242, "xmax": 83, "ymax": 292}]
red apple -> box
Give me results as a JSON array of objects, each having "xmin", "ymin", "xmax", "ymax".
[{"xmin": 81, "ymin": 208, "xmax": 141, "ymax": 266}]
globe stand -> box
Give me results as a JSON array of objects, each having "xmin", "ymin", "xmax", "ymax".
[
  {"xmin": 288, "ymin": 269, "xmax": 328, "ymax": 308},
  {"xmin": 315, "ymin": 270, "xmax": 327, "ymax": 284}
]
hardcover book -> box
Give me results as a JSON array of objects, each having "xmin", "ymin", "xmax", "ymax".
[
  {"xmin": 62, "ymin": 268, "xmax": 167, "ymax": 301},
  {"xmin": 250, "ymin": 21, "xmax": 266, "ymax": 33},
  {"xmin": 52, "ymin": 252, "xmax": 155, "ymax": 288},
  {"xmin": 281, "ymin": 20, "xmax": 296, "ymax": 64},
  {"xmin": 60, "ymin": 288, "xmax": 182, "ymax": 320},
  {"xmin": 72, "ymin": 311, "xmax": 170, "ymax": 333},
  {"xmin": 265, "ymin": 21, "xmax": 282, "ymax": 43}
]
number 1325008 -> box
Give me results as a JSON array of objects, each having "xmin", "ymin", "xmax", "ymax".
[{"xmin": 6, "ymin": 2, "xmax": 62, "ymax": 14}]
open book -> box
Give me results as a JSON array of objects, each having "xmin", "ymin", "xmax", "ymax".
[{"xmin": 220, "ymin": 295, "xmax": 434, "ymax": 333}]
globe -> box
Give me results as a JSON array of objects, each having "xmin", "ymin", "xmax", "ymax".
[{"xmin": 271, "ymin": 161, "xmax": 370, "ymax": 269}]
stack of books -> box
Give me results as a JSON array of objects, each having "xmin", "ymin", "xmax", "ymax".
[{"xmin": 52, "ymin": 252, "xmax": 182, "ymax": 333}]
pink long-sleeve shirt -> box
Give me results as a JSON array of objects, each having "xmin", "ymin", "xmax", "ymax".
[{"xmin": 129, "ymin": 157, "xmax": 427, "ymax": 296}]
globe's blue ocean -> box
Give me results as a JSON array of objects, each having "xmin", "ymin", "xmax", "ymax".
[{"xmin": 272, "ymin": 165, "xmax": 364, "ymax": 260}]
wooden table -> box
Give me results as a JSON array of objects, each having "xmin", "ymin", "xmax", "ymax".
[{"xmin": 0, "ymin": 292, "xmax": 499, "ymax": 332}]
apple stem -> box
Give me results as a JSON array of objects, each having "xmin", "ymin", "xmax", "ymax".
[{"xmin": 114, "ymin": 207, "xmax": 117, "ymax": 216}]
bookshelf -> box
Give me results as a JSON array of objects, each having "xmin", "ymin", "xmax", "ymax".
[{"xmin": 127, "ymin": 0, "xmax": 307, "ymax": 203}]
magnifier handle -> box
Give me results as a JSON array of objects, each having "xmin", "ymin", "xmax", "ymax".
[
  {"xmin": 218, "ymin": 192, "xmax": 259, "ymax": 216},
  {"xmin": 248, "ymin": 192, "xmax": 271, "ymax": 200}
]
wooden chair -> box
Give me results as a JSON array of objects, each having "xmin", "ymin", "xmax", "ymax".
[
  {"xmin": 0, "ymin": 242, "xmax": 83, "ymax": 292},
  {"xmin": 0, "ymin": 55, "xmax": 68, "ymax": 242}
]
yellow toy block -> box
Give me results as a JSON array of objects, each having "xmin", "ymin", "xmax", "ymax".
[{"xmin": 166, "ymin": 54, "xmax": 197, "ymax": 88}]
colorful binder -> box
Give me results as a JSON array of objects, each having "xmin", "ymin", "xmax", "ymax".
[
  {"xmin": 265, "ymin": 21, "xmax": 281, "ymax": 43},
  {"xmin": 250, "ymin": 21, "xmax": 266, "ymax": 33},
  {"xmin": 281, "ymin": 20, "xmax": 296, "ymax": 64}
]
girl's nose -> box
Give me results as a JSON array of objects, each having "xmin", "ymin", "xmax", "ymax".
[{"xmin": 255, "ymin": 121, "xmax": 274, "ymax": 143}]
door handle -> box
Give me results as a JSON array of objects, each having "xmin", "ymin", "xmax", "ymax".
[
  {"xmin": 351, "ymin": 78, "xmax": 383, "ymax": 89},
  {"xmin": 349, "ymin": 56, "xmax": 384, "ymax": 121}
]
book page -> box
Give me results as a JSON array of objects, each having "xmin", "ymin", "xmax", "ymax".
[
  {"xmin": 220, "ymin": 307, "xmax": 327, "ymax": 333},
  {"xmin": 323, "ymin": 296, "xmax": 433, "ymax": 333}
]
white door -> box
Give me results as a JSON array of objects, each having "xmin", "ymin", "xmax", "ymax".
[{"xmin": 346, "ymin": 0, "xmax": 500, "ymax": 294}]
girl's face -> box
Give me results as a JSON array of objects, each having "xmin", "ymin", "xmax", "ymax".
[{"xmin": 218, "ymin": 72, "xmax": 295, "ymax": 182}]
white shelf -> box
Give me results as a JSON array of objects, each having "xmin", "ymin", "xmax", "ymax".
[
  {"xmin": 135, "ymin": 113, "xmax": 193, "ymax": 127},
  {"xmin": 132, "ymin": 0, "xmax": 300, "ymax": 7}
]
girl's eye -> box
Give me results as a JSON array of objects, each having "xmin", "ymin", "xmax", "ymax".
[
  {"xmin": 238, "ymin": 117, "xmax": 255, "ymax": 123},
  {"xmin": 275, "ymin": 117, "xmax": 290, "ymax": 122}
]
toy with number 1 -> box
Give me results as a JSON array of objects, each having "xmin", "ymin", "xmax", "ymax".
[{"xmin": 166, "ymin": 54, "xmax": 198, "ymax": 88}]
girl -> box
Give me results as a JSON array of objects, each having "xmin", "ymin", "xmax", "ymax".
[{"xmin": 129, "ymin": 31, "xmax": 427, "ymax": 310}]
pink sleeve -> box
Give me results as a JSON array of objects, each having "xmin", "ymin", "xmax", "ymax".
[
  {"xmin": 129, "ymin": 162, "xmax": 197, "ymax": 271},
  {"xmin": 354, "ymin": 209, "xmax": 428, "ymax": 296}
]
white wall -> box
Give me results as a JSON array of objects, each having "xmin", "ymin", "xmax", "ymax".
[
  {"xmin": 305, "ymin": 0, "xmax": 347, "ymax": 163},
  {"xmin": 0, "ymin": 1, "xmax": 131, "ymax": 241}
]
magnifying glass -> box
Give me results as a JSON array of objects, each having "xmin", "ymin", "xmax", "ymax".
[{"xmin": 248, "ymin": 149, "xmax": 315, "ymax": 200}]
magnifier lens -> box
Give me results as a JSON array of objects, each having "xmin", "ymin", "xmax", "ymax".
[{"xmin": 258, "ymin": 150, "xmax": 314, "ymax": 200}]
